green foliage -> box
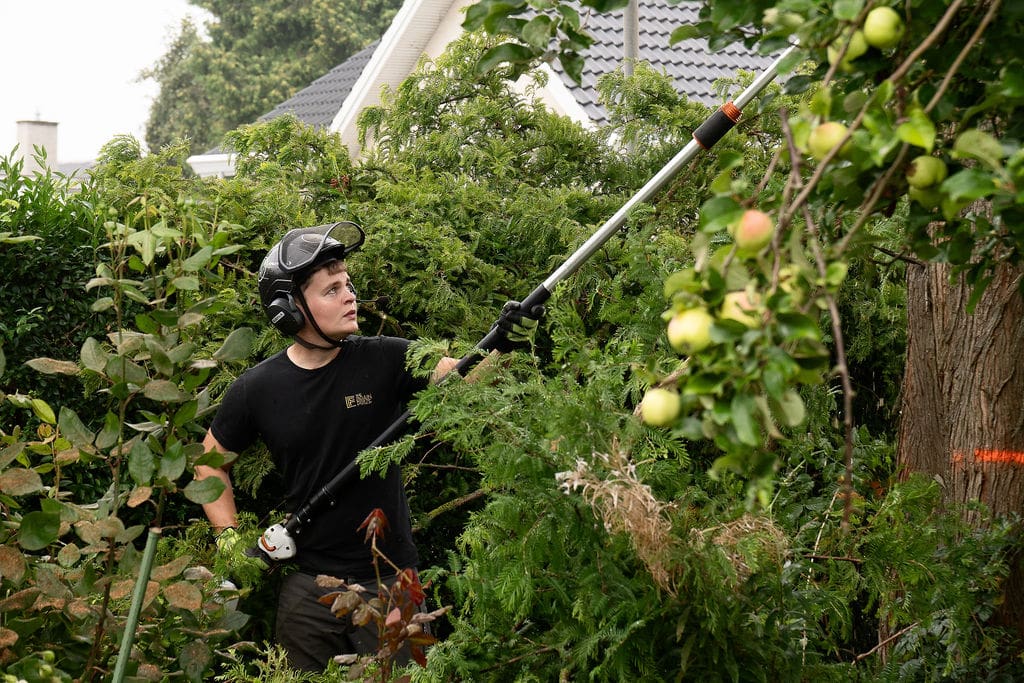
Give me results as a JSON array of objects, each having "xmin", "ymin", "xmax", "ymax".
[
  {"xmin": 0, "ymin": 143, "xmax": 257, "ymax": 680},
  {"xmin": 0, "ymin": 156, "xmax": 109, "ymax": 435},
  {"xmin": 4, "ymin": 5, "xmax": 1024, "ymax": 679},
  {"xmin": 144, "ymin": 0, "xmax": 404, "ymax": 153}
]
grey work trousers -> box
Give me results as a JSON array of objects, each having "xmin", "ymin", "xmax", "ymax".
[{"xmin": 275, "ymin": 570, "xmax": 421, "ymax": 673}]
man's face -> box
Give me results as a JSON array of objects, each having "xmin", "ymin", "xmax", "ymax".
[{"xmin": 298, "ymin": 262, "xmax": 359, "ymax": 342}]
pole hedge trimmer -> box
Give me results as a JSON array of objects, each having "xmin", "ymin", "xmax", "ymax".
[{"xmin": 253, "ymin": 44, "xmax": 799, "ymax": 562}]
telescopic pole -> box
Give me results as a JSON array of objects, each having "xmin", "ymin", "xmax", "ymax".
[{"xmin": 255, "ymin": 45, "xmax": 799, "ymax": 560}]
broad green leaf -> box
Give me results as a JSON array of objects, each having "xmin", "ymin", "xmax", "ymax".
[
  {"xmin": 129, "ymin": 439, "xmax": 155, "ymax": 485},
  {"xmin": 0, "ymin": 346, "xmax": 6, "ymax": 378},
  {"xmin": 31, "ymin": 399, "xmax": 56, "ymax": 425},
  {"xmin": 896, "ymin": 109, "xmax": 936, "ymax": 153},
  {"xmin": 669, "ymin": 25, "xmax": 703, "ymax": 45},
  {"xmin": 172, "ymin": 276, "xmax": 201, "ymax": 291},
  {"xmin": 127, "ymin": 229, "xmax": 157, "ymax": 265},
  {"xmin": 832, "ymin": 0, "xmax": 864, "ymax": 20},
  {"xmin": 147, "ymin": 341, "xmax": 175, "ymax": 377},
  {"xmin": 952, "ymin": 128, "xmax": 1005, "ymax": 169},
  {"xmin": 25, "ymin": 357, "xmax": 80, "ymax": 375},
  {"xmin": 143, "ymin": 379, "xmax": 190, "ymax": 403},
  {"xmin": 731, "ymin": 394, "xmax": 760, "ymax": 446},
  {"xmin": 184, "ymin": 476, "xmax": 226, "ymax": 505},
  {"xmin": 942, "ymin": 169, "xmax": 998, "ymax": 201},
  {"xmin": 772, "ymin": 390, "xmax": 806, "ymax": 427},
  {"xmin": 150, "ymin": 222, "xmax": 183, "ymax": 239},
  {"xmin": 776, "ymin": 312, "xmax": 821, "ymax": 341},
  {"xmin": 556, "ymin": 3, "xmax": 581, "ymax": 30},
  {"xmin": 159, "ymin": 444, "xmax": 188, "ymax": 482},
  {"xmin": 559, "ymin": 52, "xmax": 584, "ymax": 85},
  {"xmin": 58, "ymin": 408, "xmax": 94, "ymax": 449},
  {"xmin": 213, "ymin": 327, "xmax": 255, "ymax": 362},
  {"xmin": 581, "ymin": 0, "xmax": 629, "ymax": 12},
  {"xmin": 0, "ymin": 468, "xmax": 44, "ymax": 496},
  {"xmin": 825, "ymin": 262, "xmax": 849, "ymax": 288},
  {"xmin": 182, "ymin": 246, "xmax": 214, "ymax": 272},
  {"xmin": 105, "ymin": 356, "xmax": 148, "ymax": 385},
  {"xmin": 91, "ymin": 297, "xmax": 115, "ymax": 312},
  {"xmin": 81, "ymin": 337, "xmax": 109, "ymax": 373},
  {"xmin": 135, "ymin": 313, "xmax": 159, "ymax": 335},
  {"xmin": 477, "ymin": 42, "xmax": 535, "ymax": 75},
  {"xmin": 96, "ymin": 411, "xmax": 121, "ymax": 450},
  {"xmin": 699, "ymin": 196, "xmax": 744, "ymax": 234},
  {"xmin": 0, "ymin": 233, "xmax": 41, "ymax": 244},
  {"xmin": 0, "ymin": 442, "xmax": 23, "ymax": 469},
  {"xmin": 522, "ymin": 15, "xmax": 553, "ymax": 51},
  {"xmin": 19, "ymin": 511, "xmax": 60, "ymax": 550}
]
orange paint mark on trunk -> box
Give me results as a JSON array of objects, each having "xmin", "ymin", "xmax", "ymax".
[{"xmin": 973, "ymin": 449, "xmax": 1024, "ymax": 465}]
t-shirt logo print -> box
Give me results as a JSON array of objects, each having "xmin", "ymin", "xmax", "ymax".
[{"xmin": 344, "ymin": 393, "xmax": 374, "ymax": 409}]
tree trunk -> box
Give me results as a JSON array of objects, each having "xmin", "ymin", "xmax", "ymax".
[{"xmin": 896, "ymin": 258, "xmax": 1024, "ymax": 633}]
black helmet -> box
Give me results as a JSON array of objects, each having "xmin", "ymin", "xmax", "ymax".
[{"xmin": 258, "ymin": 221, "xmax": 365, "ymax": 336}]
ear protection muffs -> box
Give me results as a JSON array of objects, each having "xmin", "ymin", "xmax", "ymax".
[{"xmin": 265, "ymin": 294, "xmax": 305, "ymax": 336}]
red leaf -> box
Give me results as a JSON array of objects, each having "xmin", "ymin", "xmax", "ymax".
[
  {"xmin": 357, "ymin": 508, "xmax": 390, "ymax": 543},
  {"xmin": 385, "ymin": 606, "xmax": 402, "ymax": 629}
]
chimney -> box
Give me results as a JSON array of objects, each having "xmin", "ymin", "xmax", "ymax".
[{"xmin": 16, "ymin": 120, "xmax": 58, "ymax": 175}]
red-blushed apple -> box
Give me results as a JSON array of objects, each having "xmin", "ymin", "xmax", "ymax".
[
  {"xmin": 667, "ymin": 308, "xmax": 714, "ymax": 354},
  {"xmin": 640, "ymin": 387, "xmax": 681, "ymax": 427},
  {"xmin": 807, "ymin": 121, "xmax": 850, "ymax": 161},
  {"xmin": 729, "ymin": 209, "xmax": 775, "ymax": 255},
  {"xmin": 906, "ymin": 156, "xmax": 948, "ymax": 189},
  {"xmin": 863, "ymin": 7, "xmax": 904, "ymax": 49},
  {"xmin": 720, "ymin": 290, "xmax": 762, "ymax": 328}
]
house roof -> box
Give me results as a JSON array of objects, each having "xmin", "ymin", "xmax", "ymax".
[
  {"xmin": 259, "ymin": 40, "xmax": 381, "ymax": 128},
  {"xmin": 555, "ymin": 1, "xmax": 776, "ymax": 124},
  {"xmin": 259, "ymin": 1, "xmax": 772, "ymax": 132},
  {"xmin": 188, "ymin": 0, "xmax": 778, "ymax": 173}
]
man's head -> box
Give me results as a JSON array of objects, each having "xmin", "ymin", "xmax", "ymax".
[{"xmin": 258, "ymin": 222, "xmax": 364, "ymax": 340}]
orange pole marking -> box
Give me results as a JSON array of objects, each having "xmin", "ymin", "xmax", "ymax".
[{"xmin": 973, "ymin": 449, "xmax": 1024, "ymax": 465}]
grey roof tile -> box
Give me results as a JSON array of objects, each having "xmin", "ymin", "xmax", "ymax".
[
  {"xmin": 259, "ymin": 39, "xmax": 381, "ymax": 128},
  {"xmin": 553, "ymin": 0, "xmax": 777, "ymax": 123}
]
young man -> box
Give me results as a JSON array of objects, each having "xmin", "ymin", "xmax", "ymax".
[{"xmin": 195, "ymin": 221, "xmax": 539, "ymax": 671}]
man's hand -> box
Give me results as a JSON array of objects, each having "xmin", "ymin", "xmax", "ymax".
[
  {"xmin": 490, "ymin": 300, "xmax": 544, "ymax": 353},
  {"xmin": 215, "ymin": 527, "xmax": 269, "ymax": 588}
]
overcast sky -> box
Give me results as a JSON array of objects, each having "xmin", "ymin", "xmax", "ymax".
[{"xmin": 1, "ymin": 1, "xmax": 209, "ymax": 163}]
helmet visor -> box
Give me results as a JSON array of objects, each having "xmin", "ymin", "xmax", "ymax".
[{"xmin": 277, "ymin": 221, "xmax": 365, "ymax": 273}]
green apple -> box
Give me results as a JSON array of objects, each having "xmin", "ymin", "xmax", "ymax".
[
  {"xmin": 720, "ymin": 290, "xmax": 761, "ymax": 328},
  {"xmin": 807, "ymin": 121, "xmax": 850, "ymax": 161},
  {"xmin": 762, "ymin": 8, "xmax": 803, "ymax": 30},
  {"xmin": 827, "ymin": 29, "xmax": 868, "ymax": 71},
  {"xmin": 640, "ymin": 387, "xmax": 681, "ymax": 427},
  {"xmin": 908, "ymin": 185, "xmax": 942, "ymax": 209},
  {"xmin": 863, "ymin": 7, "xmax": 904, "ymax": 49},
  {"xmin": 729, "ymin": 209, "xmax": 775, "ymax": 255},
  {"xmin": 667, "ymin": 308, "xmax": 714, "ymax": 354},
  {"xmin": 906, "ymin": 155, "xmax": 948, "ymax": 189}
]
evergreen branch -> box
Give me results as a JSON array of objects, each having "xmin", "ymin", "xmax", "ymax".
[
  {"xmin": 413, "ymin": 487, "xmax": 491, "ymax": 532},
  {"xmin": 853, "ymin": 621, "xmax": 920, "ymax": 663},
  {"xmin": 803, "ymin": 553, "xmax": 864, "ymax": 564}
]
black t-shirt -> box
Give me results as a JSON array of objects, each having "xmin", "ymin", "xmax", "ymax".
[{"xmin": 210, "ymin": 335, "xmax": 428, "ymax": 579}]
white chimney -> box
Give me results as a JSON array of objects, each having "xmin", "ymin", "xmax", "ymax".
[{"xmin": 16, "ymin": 120, "xmax": 58, "ymax": 175}]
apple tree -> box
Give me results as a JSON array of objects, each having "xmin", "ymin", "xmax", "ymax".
[{"xmin": 461, "ymin": 0, "xmax": 1024, "ymax": 632}]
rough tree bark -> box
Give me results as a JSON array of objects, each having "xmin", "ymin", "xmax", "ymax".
[{"xmin": 897, "ymin": 258, "xmax": 1024, "ymax": 633}]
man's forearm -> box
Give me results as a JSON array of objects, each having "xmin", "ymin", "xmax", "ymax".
[{"xmin": 195, "ymin": 464, "xmax": 238, "ymax": 532}]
